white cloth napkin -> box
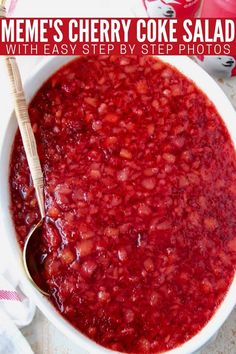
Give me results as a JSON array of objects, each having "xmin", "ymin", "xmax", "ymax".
[
  {"xmin": 0, "ymin": 267, "xmax": 35, "ymax": 354},
  {"xmin": 0, "ymin": 271, "xmax": 35, "ymax": 328},
  {"xmin": 0, "ymin": 309, "xmax": 33, "ymax": 354}
]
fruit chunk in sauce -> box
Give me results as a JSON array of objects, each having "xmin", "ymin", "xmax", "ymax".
[{"xmin": 10, "ymin": 56, "xmax": 236, "ymax": 353}]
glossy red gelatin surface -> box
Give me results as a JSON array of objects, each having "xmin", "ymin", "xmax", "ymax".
[{"xmin": 10, "ymin": 56, "xmax": 236, "ymax": 353}]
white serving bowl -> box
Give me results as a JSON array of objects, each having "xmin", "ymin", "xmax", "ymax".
[{"xmin": 0, "ymin": 56, "xmax": 236, "ymax": 354}]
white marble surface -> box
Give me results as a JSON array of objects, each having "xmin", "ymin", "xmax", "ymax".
[{"xmin": 0, "ymin": 58, "xmax": 236, "ymax": 353}]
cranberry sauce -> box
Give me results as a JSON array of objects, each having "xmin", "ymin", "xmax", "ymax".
[{"xmin": 10, "ymin": 56, "xmax": 236, "ymax": 353}]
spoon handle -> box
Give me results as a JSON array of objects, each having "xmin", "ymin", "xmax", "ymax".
[
  {"xmin": 5, "ymin": 57, "xmax": 45, "ymax": 218},
  {"xmin": 0, "ymin": 2, "xmax": 45, "ymax": 218}
]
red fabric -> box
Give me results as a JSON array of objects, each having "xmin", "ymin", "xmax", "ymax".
[
  {"xmin": 201, "ymin": 0, "xmax": 236, "ymax": 18},
  {"xmin": 197, "ymin": 54, "xmax": 204, "ymax": 62},
  {"xmin": 232, "ymin": 63, "xmax": 236, "ymax": 77}
]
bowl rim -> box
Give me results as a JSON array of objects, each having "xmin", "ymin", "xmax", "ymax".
[{"xmin": 0, "ymin": 55, "xmax": 236, "ymax": 354}]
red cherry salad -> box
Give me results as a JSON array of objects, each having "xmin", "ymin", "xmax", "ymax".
[{"xmin": 10, "ymin": 56, "xmax": 236, "ymax": 353}]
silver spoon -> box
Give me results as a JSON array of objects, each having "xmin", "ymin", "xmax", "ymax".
[{"xmin": 1, "ymin": 1, "xmax": 49, "ymax": 296}]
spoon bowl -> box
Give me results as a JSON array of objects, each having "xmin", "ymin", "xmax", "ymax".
[{"xmin": 23, "ymin": 219, "xmax": 49, "ymax": 296}]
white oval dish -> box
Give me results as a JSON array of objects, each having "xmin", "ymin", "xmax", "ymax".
[{"xmin": 0, "ymin": 56, "xmax": 236, "ymax": 354}]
